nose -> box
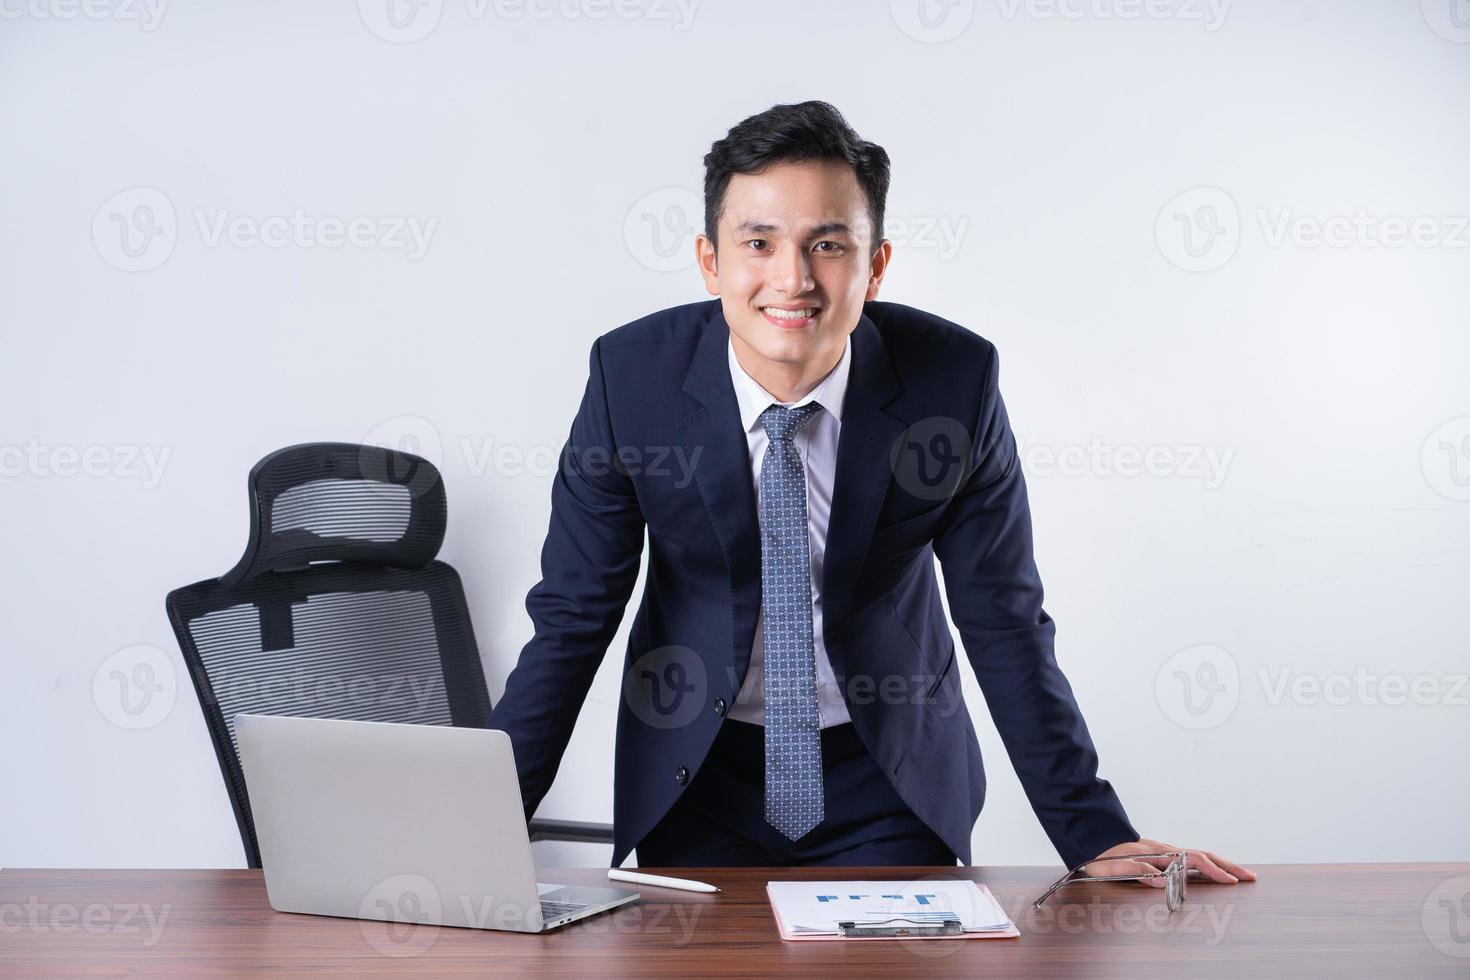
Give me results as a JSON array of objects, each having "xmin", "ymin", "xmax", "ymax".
[{"xmin": 770, "ymin": 242, "xmax": 815, "ymax": 296}]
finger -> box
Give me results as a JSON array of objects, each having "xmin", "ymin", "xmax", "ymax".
[
  {"xmin": 1127, "ymin": 860, "xmax": 1167, "ymax": 887},
  {"xmin": 1185, "ymin": 850, "xmax": 1237, "ymax": 884},
  {"xmin": 1202, "ymin": 851, "xmax": 1258, "ymax": 881},
  {"xmin": 1130, "ymin": 853, "xmax": 1175, "ymax": 873}
]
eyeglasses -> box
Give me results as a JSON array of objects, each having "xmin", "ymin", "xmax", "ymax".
[{"xmin": 1033, "ymin": 851, "xmax": 1189, "ymax": 912}]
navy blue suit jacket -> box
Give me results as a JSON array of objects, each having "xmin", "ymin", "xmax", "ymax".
[{"xmin": 488, "ymin": 299, "xmax": 1138, "ymax": 867}]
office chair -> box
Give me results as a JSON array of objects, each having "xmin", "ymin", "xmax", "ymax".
[{"xmin": 165, "ymin": 441, "xmax": 612, "ymax": 868}]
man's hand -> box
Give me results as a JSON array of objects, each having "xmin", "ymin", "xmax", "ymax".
[{"xmin": 1087, "ymin": 837, "xmax": 1257, "ymax": 886}]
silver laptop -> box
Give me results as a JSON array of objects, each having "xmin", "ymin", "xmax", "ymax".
[{"xmin": 234, "ymin": 713, "xmax": 639, "ymax": 932}]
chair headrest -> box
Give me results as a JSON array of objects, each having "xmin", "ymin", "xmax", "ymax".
[{"xmin": 221, "ymin": 442, "xmax": 447, "ymax": 588}]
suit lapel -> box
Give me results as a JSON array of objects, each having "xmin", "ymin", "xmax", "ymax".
[
  {"xmin": 677, "ymin": 306, "xmax": 762, "ymax": 683},
  {"xmin": 821, "ymin": 312, "xmax": 905, "ymax": 679}
]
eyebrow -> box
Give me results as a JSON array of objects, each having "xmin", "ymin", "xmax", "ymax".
[{"xmin": 734, "ymin": 220, "xmax": 855, "ymax": 238}]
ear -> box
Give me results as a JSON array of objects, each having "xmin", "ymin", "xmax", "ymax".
[
  {"xmin": 696, "ymin": 234, "xmax": 720, "ymax": 296},
  {"xmin": 865, "ymin": 238, "xmax": 893, "ymax": 302}
]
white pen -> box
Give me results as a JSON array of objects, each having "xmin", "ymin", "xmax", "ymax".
[{"xmin": 608, "ymin": 869, "xmax": 721, "ymax": 893}]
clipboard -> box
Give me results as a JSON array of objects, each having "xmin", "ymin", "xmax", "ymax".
[{"xmin": 766, "ymin": 880, "xmax": 1021, "ymax": 942}]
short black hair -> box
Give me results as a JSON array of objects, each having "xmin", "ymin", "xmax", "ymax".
[{"xmin": 702, "ymin": 100, "xmax": 891, "ymax": 256}]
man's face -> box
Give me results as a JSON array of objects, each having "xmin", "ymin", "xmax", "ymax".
[{"xmin": 697, "ymin": 158, "xmax": 890, "ymax": 373}]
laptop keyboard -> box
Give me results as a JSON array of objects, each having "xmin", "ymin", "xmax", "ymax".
[{"xmin": 540, "ymin": 899, "xmax": 588, "ymax": 920}]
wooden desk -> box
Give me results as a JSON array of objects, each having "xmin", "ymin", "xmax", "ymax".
[{"xmin": 3, "ymin": 864, "xmax": 1467, "ymax": 976}]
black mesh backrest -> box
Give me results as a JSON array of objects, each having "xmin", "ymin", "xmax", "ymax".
[{"xmin": 165, "ymin": 443, "xmax": 490, "ymax": 868}]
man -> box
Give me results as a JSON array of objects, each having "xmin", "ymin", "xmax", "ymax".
[{"xmin": 489, "ymin": 101, "xmax": 1254, "ymax": 886}]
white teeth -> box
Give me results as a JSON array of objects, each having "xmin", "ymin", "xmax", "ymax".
[{"xmin": 764, "ymin": 307, "xmax": 815, "ymax": 319}]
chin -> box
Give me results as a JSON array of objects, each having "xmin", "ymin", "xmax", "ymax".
[{"xmin": 754, "ymin": 333, "xmax": 816, "ymax": 363}]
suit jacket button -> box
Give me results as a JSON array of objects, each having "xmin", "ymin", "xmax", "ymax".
[
  {"xmin": 675, "ymin": 766, "xmax": 689, "ymax": 785},
  {"xmin": 714, "ymin": 698, "xmax": 727, "ymax": 717}
]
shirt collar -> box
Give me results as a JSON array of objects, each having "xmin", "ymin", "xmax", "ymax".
[{"xmin": 727, "ymin": 334, "xmax": 851, "ymax": 434}]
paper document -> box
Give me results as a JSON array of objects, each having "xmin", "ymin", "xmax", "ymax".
[{"xmin": 766, "ymin": 879, "xmax": 1018, "ymax": 939}]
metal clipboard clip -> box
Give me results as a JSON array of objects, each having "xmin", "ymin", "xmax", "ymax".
[{"xmin": 836, "ymin": 917, "xmax": 964, "ymax": 938}]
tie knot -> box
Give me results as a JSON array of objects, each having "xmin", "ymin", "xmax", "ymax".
[{"xmin": 759, "ymin": 402, "xmax": 822, "ymax": 442}]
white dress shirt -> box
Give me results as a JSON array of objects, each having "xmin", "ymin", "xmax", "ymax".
[{"xmin": 725, "ymin": 336, "xmax": 853, "ymax": 728}]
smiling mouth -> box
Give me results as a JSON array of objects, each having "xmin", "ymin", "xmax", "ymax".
[{"xmin": 760, "ymin": 306, "xmax": 820, "ymax": 327}]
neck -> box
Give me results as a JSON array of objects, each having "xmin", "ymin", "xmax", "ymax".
[{"xmin": 731, "ymin": 336, "xmax": 844, "ymax": 405}]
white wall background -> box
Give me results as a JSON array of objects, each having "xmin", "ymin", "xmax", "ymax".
[{"xmin": 2, "ymin": 0, "xmax": 1467, "ymax": 871}]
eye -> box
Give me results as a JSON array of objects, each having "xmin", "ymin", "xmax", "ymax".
[
  {"xmin": 813, "ymin": 240, "xmax": 844, "ymax": 253},
  {"xmin": 744, "ymin": 239, "xmax": 769, "ymax": 251}
]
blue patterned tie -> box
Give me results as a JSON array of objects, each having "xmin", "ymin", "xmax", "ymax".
[{"xmin": 758, "ymin": 401, "xmax": 824, "ymax": 841}]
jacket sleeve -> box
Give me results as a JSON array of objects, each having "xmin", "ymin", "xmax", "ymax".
[
  {"xmin": 931, "ymin": 343, "xmax": 1139, "ymax": 869},
  {"xmin": 487, "ymin": 336, "xmax": 647, "ymax": 818}
]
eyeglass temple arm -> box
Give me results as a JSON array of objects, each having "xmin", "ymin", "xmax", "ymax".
[{"xmin": 1032, "ymin": 853, "xmax": 1184, "ymax": 908}]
